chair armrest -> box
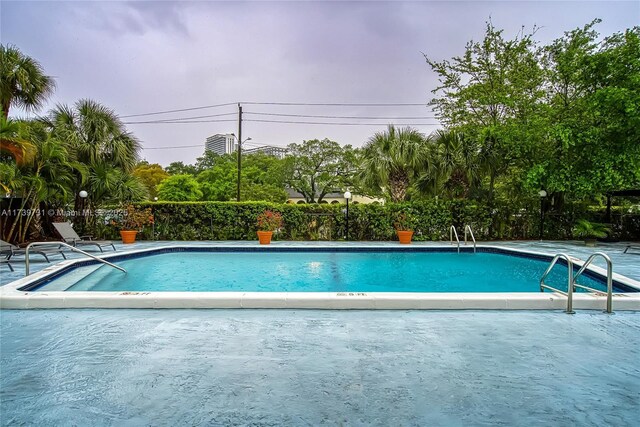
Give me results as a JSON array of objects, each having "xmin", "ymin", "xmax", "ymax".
[{"xmin": 80, "ymin": 235, "xmax": 94, "ymax": 240}]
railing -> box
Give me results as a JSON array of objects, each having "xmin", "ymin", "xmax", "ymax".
[
  {"xmin": 449, "ymin": 226, "xmax": 460, "ymax": 253},
  {"xmin": 540, "ymin": 253, "xmax": 575, "ymax": 314},
  {"xmin": 25, "ymin": 242, "xmax": 126, "ymax": 276},
  {"xmin": 464, "ymin": 225, "xmax": 476, "ymax": 253},
  {"xmin": 540, "ymin": 252, "xmax": 615, "ymax": 314},
  {"xmin": 572, "ymin": 252, "xmax": 614, "ymax": 314}
]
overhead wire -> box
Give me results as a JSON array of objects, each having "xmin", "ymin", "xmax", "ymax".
[
  {"xmin": 244, "ymin": 111, "xmax": 438, "ymax": 119},
  {"xmin": 240, "ymin": 101, "xmax": 428, "ymax": 107},
  {"xmin": 244, "ymin": 119, "xmax": 440, "ymax": 126},
  {"xmin": 121, "ymin": 101, "xmax": 432, "ymax": 119},
  {"xmin": 120, "ymin": 102, "xmax": 237, "ymax": 118}
]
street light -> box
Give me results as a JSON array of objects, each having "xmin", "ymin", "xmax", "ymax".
[
  {"xmin": 153, "ymin": 197, "xmax": 158, "ymax": 240},
  {"xmin": 235, "ymin": 136, "xmax": 252, "ymax": 202},
  {"xmin": 538, "ymin": 190, "xmax": 547, "ymax": 241},
  {"xmin": 344, "ymin": 191, "xmax": 352, "ymax": 241},
  {"xmin": 79, "ymin": 190, "xmax": 88, "ymax": 235}
]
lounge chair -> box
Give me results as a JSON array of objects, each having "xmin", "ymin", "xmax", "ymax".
[
  {"xmin": 1, "ymin": 257, "xmax": 13, "ymax": 272},
  {"xmin": 52, "ymin": 222, "xmax": 116, "ymax": 252},
  {"xmin": 624, "ymin": 244, "xmax": 640, "ymax": 254},
  {"xmin": 0, "ymin": 239, "xmax": 67, "ymax": 263}
]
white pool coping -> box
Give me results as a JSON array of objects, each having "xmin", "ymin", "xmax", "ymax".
[{"xmin": 1, "ymin": 244, "xmax": 639, "ymax": 310}]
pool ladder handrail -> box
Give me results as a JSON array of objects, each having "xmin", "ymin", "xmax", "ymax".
[
  {"xmin": 540, "ymin": 252, "xmax": 614, "ymax": 314},
  {"xmin": 540, "ymin": 253, "xmax": 575, "ymax": 313},
  {"xmin": 449, "ymin": 226, "xmax": 460, "ymax": 253},
  {"xmin": 573, "ymin": 252, "xmax": 613, "ymax": 314},
  {"xmin": 25, "ymin": 242, "xmax": 126, "ymax": 276},
  {"xmin": 464, "ymin": 225, "xmax": 476, "ymax": 253}
]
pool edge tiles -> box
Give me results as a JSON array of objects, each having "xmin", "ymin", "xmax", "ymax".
[{"xmin": 1, "ymin": 244, "xmax": 640, "ymax": 310}]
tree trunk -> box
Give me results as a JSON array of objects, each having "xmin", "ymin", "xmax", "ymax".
[{"xmin": 388, "ymin": 170, "xmax": 409, "ymax": 202}]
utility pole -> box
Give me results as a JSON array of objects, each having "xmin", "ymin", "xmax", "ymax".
[{"xmin": 237, "ymin": 103, "xmax": 242, "ymax": 202}]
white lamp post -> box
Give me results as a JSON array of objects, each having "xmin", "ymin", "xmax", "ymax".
[
  {"xmin": 344, "ymin": 191, "xmax": 352, "ymax": 241},
  {"xmin": 538, "ymin": 190, "xmax": 547, "ymax": 240},
  {"xmin": 79, "ymin": 190, "xmax": 88, "ymax": 234}
]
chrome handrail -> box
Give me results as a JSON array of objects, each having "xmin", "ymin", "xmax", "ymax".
[
  {"xmin": 573, "ymin": 252, "xmax": 614, "ymax": 314},
  {"xmin": 464, "ymin": 225, "xmax": 476, "ymax": 253},
  {"xmin": 540, "ymin": 253, "xmax": 574, "ymax": 314},
  {"xmin": 450, "ymin": 226, "xmax": 460, "ymax": 253},
  {"xmin": 25, "ymin": 242, "xmax": 126, "ymax": 276}
]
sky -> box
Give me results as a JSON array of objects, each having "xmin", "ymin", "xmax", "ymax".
[{"xmin": 2, "ymin": 0, "xmax": 638, "ymax": 166}]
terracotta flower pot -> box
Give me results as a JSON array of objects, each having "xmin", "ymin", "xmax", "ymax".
[
  {"xmin": 120, "ymin": 230, "xmax": 138, "ymax": 244},
  {"xmin": 396, "ymin": 230, "xmax": 413, "ymax": 244},
  {"xmin": 257, "ymin": 231, "xmax": 273, "ymax": 245}
]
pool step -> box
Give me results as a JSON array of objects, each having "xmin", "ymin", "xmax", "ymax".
[{"xmin": 40, "ymin": 265, "xmax": 103, "ymax": 291}]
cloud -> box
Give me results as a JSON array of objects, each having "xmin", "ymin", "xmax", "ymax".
[{"xmin": 2, "ymin": 0, "xmax": 639, "ymax": 165}]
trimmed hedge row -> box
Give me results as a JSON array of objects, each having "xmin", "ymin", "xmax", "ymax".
[{"xmin": 92, "ymin": 200, "xmax": 640, "ymax": 241}]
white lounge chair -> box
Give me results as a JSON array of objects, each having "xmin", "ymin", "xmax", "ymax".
[
  {"xmin": 1, "ymin": 257, "xmax": 14, "ymax": 272},
  {"xmin": 0, "ymin": 239, "xmax": 67, "ymax": 263},
  {"xmin": 624, "ymin": 244, "xmax": 640, "ymax": 254},
  {"xmin": 52, "ymin": 222, "xmax": 116, "ymax": 252}
]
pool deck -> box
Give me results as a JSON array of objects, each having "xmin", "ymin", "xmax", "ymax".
[
  {"xmin": 1, "ymin": 309, "xmax": 639, "ymax": 425},
  {"xmin": 1, "ymin": 240, "xmax": 639, "ymax": 311},
  {"xmin": 1, "ymin": 242, "xmax": 639, "ymax": 425}
]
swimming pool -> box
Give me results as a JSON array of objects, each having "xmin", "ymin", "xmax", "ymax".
[
  {"xmin": 22, "ymin": 250, "xmax": 626, "ymax": 293},
  {"xmin": 1, "ymin": 245, "xmax": 639, "ymax": 310},
  {"xmin": 0, "ymin": 244, "xmax": 640, "ymax": 310}
]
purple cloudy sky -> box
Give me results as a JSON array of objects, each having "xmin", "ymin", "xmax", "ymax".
[{"xmin": 2, "ymin": 1, "xmax": 638, "ymax": 166}]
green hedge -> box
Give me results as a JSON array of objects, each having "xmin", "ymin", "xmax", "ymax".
[{"xmin": 92, "ymin": 200, "xmax": 547, "ymax": 241}]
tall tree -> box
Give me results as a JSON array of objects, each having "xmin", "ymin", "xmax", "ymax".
[
  {"xmin": 283, "ymin": 138, "xmax": 354, "ymax": 203},
  {"xmin": 156, "ymin": 174, "xmax": 202, "ymax": 201},
  {"xmin": 133, "ymin": 162, "xmax": 169, "ymax": 199},
  {"xmin": 45, "ymin": 99, "xmax": 143, "ymax": 231},
  {"xmin": 532, "ymin": 22, "xmax": 640, "ymax": 199},
  {"xmin": 165, "ymin": 161, "xmax": 198, "ymax": 176},
  {"xmin": 0, "ymin": 45, "xmax": 55, "ymax": 118},
  {"xmin": 360, "ymin": 125, "xmax": 429, "ymax": 202},
  {"xmin": 1, "ymin": 121, "xmax": 79, "ymax": 242},
  {"xmin": 0, "ymin": 113, "xmax": 35, "ymax": 165},
  {"xmin": 425, "ymin": 21, "xmax": 546, "ymax": 202},
  {"xmin": 417, "ymin": 130, "xmax": 481, "ymax": 198}
]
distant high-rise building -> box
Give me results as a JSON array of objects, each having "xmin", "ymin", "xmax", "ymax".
[
  {"xmin": 205, "ymin": 134, "xmax": 236, "ymax": 155},
  {"xmin": 244, "ymin": 145, "xmax": 288, "ymax": 159}
]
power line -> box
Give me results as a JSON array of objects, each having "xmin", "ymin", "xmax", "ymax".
[
  {"xmin": 124, "ymin": 119, "xmax": 237, "ymax": 124},
  {"xmin": 245, "ymin": 119, "xmax": 440, "ymax": 126},
  {"xmin": 245, "ymin": 112, "xmax": 438, "ymax": 119},
  {"xmin": 142, "ymin": 144, "xmax": 203, "ymax": 150},
  {"xmin": 241, "ymin": 101, "xmax": 428, "ymax": 107},
  {"xmin": 120, "ymin": 101, "xmax": 432, "ymax": 119},
  {"xmin": 120, "ymin": 102, "xmax": 237, "ymax": 118}
]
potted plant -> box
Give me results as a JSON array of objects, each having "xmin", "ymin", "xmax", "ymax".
[
  {"xmin": 573, "ymin": 219, "xmax": 611, "ymax": 247},
  {"xmin": 111, "ymin": 205, "xmax": 154, "ymax": 244},
  {"xmin": 394, "ymin": 212, "xmax": 417, "ymax": 244},
  {"xmin": 256, "ymin": 210, "xmax": 283, "ymax": 245}
]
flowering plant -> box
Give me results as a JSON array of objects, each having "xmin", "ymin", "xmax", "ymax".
[
  {"xmin": 256, "ymin": 210, "xmax": 283, "ymax": 231},
  {"xmin": 393, "ymin": 211, "xmax": 417, "ymax": 231},
  {"xmin": 110, "ymin": 205, "xmax": 154, "ymax": 231}
]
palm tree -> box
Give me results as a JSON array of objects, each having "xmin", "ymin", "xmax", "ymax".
[
  {"xmin": 48, "ymin": 100, "xmax": 140, "ymax": 174},
  {"xmin": 45, "ymin": 99, "xmax": 142, "ymax": 232},
  {"xmin": 0, "ymin": 113, "xmax": 35, "ymax": 164},
  {"xmin": 1, "ymin": 121, "xmax": 79, "ymax": 242},
  {"xmin": 360, "ymin": 125, "xmax": 429, "ymax": 202},
  {"xmin": 417, "ymin": 129, "xmax": 481, "ymax": 198},
  {"xmin": 0, "ymin": 45, "xmax": 56, "ymax": 118}
]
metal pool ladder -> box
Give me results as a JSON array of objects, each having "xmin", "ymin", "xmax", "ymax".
[
  {"xmin": 464, "ymin": 225, "xmax": 476, "ymax": 253},
  {"xmin": 25, "ymin": 242, "xmax": 126, "ymax": 276},
  {"xmin": 450, "ymin": 226, "xmax": 460, "ymax": 253},
  {"xmin": 540, "ymin": 252, "xmax": 614, "ymax": 314}
]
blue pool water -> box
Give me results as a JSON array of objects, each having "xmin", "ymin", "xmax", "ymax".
[{"xmin": 32, "ymin": 251, "xmax": 621, "ymax": 293}]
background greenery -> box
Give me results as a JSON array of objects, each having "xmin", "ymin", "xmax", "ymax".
[
  {"xmin": 91, "ymin": 200, "xmax": 640, "ymax": 242},
  {"xmin": 2, "ymin": 20, "xmax": 639, "ymax": 243}
]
